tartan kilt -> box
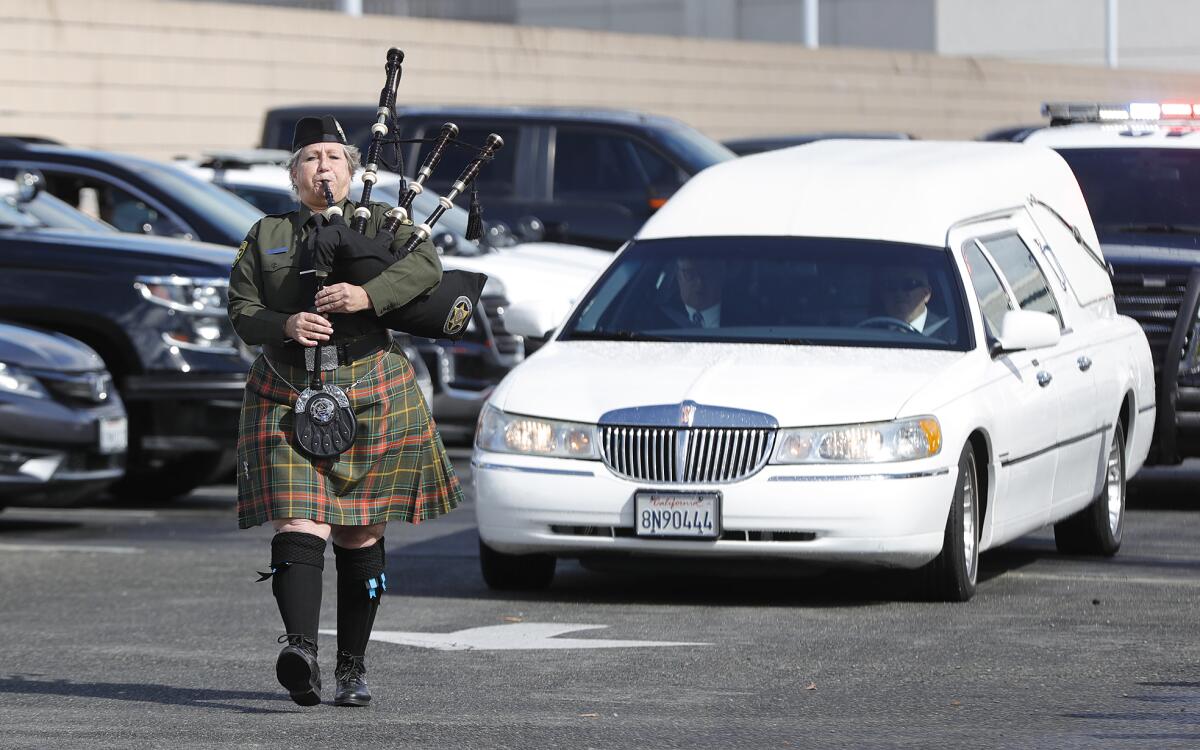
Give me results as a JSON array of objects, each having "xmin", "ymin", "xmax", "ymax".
[{"xmin": 235, "ymin": 345, "xmax": 463, "ymax": 529}]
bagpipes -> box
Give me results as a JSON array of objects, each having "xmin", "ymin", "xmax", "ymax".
[{"xmin": 313, "ymin": 47, "xmax": 501, "ymax": 340}]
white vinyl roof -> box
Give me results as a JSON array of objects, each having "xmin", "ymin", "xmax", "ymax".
[
  {"xmin": 1023, "ymin": 122, "xmax": 1200, "ymax": 150},
  {"xmin": 639, "ymin": 139, "xmax": 1097, "ymax": 249}
]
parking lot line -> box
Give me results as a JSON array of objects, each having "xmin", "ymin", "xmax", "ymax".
[
  {"xmin": 1007, "ymin": 571, "xmax": 1200, "ymax": 587},
  {"xmin": 0, "ymin": 543, "xmax": 142, "ymax": 554}
]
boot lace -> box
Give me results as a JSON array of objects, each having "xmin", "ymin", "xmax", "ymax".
[
  {"xmin": 278, "ymin": 633, "xmax": 319, "ymax": 654},
  {"xmin": 335, "ymin": 652, "xmax": 367, "ymax": 682}
]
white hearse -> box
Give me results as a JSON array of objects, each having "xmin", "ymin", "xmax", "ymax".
[{"xmin": 473, "ymin": 140, "xmax": 1156, "ymax": 601}]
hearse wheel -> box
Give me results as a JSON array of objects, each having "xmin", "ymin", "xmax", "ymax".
[
  {"xmin": 1054, "ymin": 422, "xmax": 1125, "ymax": 556},
  {"xmin": 920, "ymin": 443, "xmax": 980, "ymax": 602}
]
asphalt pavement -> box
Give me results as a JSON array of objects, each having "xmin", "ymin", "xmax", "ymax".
[{"xmin": 0, "ymin": 450, "xmax": 1197, "ymax": 749}]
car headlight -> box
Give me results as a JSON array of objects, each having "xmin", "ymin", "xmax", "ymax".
[
  {"xmin": 475, "ymin": 404, "xmax": 599, "ymax": 459},
  {"xmin": 0, "ymin": 362, "xmax": 49, "ymax": 399},
  {"xmin": 770, "ymin": 416, "xmax": 941, "ymax": 464},
  {"xmin": 134, "ymin": 275, "xmax": 240, "ymax": 354}
]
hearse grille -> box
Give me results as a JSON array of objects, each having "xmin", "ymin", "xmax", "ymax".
[
  {"xmin": 599, "ymin": 426, "xmax": 775, "ymax": 484},
  {"xmin": 1112, "ymin": 272, "xmax": 1189, "ymax": 373}
]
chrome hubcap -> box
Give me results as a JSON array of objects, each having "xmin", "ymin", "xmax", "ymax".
[
  {"xmin": 1106, "ymin": 435, "xmax": 1124, "ymax": 536},
  {"xmin": 962, "ymin": 462, "xmax": 977, "ymax": 582}
]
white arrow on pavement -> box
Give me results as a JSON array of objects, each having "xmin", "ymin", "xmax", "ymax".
[{"xmin": 320, "ymin": 623, "xmax": 709, "ymax": 651}]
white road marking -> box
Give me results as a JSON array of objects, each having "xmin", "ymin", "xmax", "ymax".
[
  {"xmin": 1007, "ymin": 571, "xmax": 1200, "ymax": 587},
  {"xmin": 0, "ymin": 543, "xmax": 142, "ymax": 554},
  {"xmin": 318, "ymin": 623, "xmax": 710, "ymax": 651}
]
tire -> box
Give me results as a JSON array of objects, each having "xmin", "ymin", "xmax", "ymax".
[
  {"xmin": 479, "ymin": 538, "xmax": 556, "ymax": 590},
  {"xmin": 919, "ymin": 443, "xmax": 980, "ymax": 602},
  {"xmin": 1054, "ymin": 422, "xmax": 1125, "ymax": 556}
]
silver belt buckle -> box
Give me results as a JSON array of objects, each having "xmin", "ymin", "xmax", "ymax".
[{"xmin": 304, "ymin": 346, "xmax": 339, "ymax": 372}]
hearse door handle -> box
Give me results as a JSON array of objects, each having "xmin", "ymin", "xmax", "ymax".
[
  {"xmin": 1077, "ymin": 355, "xmax": 1093, "ymax": 372},
  {"xmin": 1037, "ymin": 370, "xmax": 1053, "ymax": 388}
]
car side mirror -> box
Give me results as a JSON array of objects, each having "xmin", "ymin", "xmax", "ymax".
[
  {"xmin": 503, "ymin": 298, "xmax": 571, "ymax": 340},
  {"xmin": 992, "ymin": 310, "xmax": 1060, "ymax": 355},
  {"xmin": 14, "ymin": 171, "xmax": 43, "ymax": 203}
]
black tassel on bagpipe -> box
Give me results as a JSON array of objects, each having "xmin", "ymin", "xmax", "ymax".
[{"xmin": 465, "ymin": 185, "xmax": 483, "ymax": 242}]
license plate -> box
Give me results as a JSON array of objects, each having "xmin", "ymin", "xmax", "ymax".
[
  {"xmin": 634, "ymin": 491, "xmax": 720, "ymax": 539},
  {"xmin": 98, "ymin": 417, "xmax": 128, "ymax": 455}
]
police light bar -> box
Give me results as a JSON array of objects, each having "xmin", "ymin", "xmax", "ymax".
[{"xmin": 1044, "ymin": 101, "xmax": 1200, "ymax": 123}]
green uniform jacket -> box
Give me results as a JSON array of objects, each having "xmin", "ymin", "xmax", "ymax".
[{"xmin": 228, "ymin": 199, "xmax": 441, "ymax": 346}]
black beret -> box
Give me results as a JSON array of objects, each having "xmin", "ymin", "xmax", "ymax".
[{"xmin": 291, "ymin": 115, "xmax": 348, "ymax": 152}]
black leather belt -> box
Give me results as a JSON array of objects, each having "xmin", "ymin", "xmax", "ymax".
[{"xmin": 264, "ymin": 331, "xmax": 390, "ymax": 370}]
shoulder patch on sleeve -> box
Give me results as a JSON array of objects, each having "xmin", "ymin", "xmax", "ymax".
[{"xmin": 233, "ymin": 240, "xmax": 247, "ymax": 267}]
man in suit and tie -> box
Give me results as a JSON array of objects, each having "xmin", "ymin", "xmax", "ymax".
[
  {"xmin": 877, "ymin": 264, "xmax": 948, "ymax": 337},
  {"xmin": 675, "ymin": 257, "xmax": 723, "ymax": 328}
]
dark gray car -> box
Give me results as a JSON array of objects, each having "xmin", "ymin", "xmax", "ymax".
[{"xmin": 0, "ymin": 321, "xmax": 126, "ymax": 507}]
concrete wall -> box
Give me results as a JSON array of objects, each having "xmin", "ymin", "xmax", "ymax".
[
  {"xmin": 937, "ymin": 0, "xmax": 1200, "ymax": 71},
  {"xmin": 5, "ymin": 0, "xmax": 1200, "ymax": 159}
]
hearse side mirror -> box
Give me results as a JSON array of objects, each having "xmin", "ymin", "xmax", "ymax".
[
  {"xmin": 503, "ymin": 298, "xmax": 570, "ymax": 340},
  {"xmin": 991, "ymin": 310, "xmax": 1061, "ymax": 356},
  {"xmin": 14, "ymin": 170, "xmax": 43, "ymax": 203}
]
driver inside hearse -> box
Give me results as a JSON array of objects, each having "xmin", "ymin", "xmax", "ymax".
[{"xmin": 871, "ymin": 264, "xmax": 948, "ymax": 336}]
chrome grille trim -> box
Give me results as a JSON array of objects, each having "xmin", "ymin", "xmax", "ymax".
[
  {"xmin": 1112, "ymin": 272, "xmax": 1189, "ymax": 373},
  {"xmin": 600, "ymin": 425, "xmax": 775, "ymax": 484}
]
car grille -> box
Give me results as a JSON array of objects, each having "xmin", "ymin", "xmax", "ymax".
[
  {"xmin": 599, "ymin": 426, "xmax": 775, "ymax": 484},
  {"xmin": 1112, "ymin": 271, "xmax": 1190, "ymax": 373}
]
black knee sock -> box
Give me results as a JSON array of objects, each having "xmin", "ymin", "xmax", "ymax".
[
  {"xmin": 267, "ymin": 532, "xmax": 327, "ymax": 644},
  {"xmin": 334, "ymin": 539, "xmax": 386, "ymax": 658}
]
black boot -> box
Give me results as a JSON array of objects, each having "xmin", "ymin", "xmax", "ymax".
[
  {"xmin": 334, "ymin": 651, "xmax": 371, "ymax": 707},
  {"xmin": 276, "ymin": 634, "xmax": 321, "ymax": 707},
  {"xmin": 333, "ymin": 540, "xmax": 386, "ymax": 707},
  {"xmin": 259, "ymin": 532, "xmax": 327, "ymax": 706}
]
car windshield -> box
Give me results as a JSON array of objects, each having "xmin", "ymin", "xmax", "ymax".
[
  {"xmin": 1056, "ymin": 148, "xmax": 1200, "ymax": 234},
  {"xmin": 560, "ymin": 237, "xmax": 971, "ymax": 350},
  {"xmin": 655, "ymin": 125, "xmax": 736, "ymax": 171},
  {"xmin": 130, "ymin": 159, "xmax": 264, "ymax": 239}
]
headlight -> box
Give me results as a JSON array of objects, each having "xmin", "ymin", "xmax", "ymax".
[
  {"xmin": 475, "ymin": 404, "xmax": 599, "ymax": 459},
  {"xmin": 770, "ymin": 416, "xmax": 941, "ymax": 464},
  {"xmin": 0, "ymin": 362, "xmax": 49, "ymax": 399},
  {"xmin": 135, "ymin": 275, "xmax": 240, "ymax": 354}
]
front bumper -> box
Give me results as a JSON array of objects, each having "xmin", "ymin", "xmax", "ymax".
[
  {"xmin": 122, "ymin": 372, "xmax": 245, "ymax": 455},
  {"xmin": 0, "ymin": 396, "xmax": 127, "ymax": 506},
  {"xmin": 473, "ymin": 450, "xmax": 957, "ymax": 570}
]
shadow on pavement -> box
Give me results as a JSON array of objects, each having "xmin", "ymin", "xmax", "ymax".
[
  {"xmin": 388, "ymin": 527, "xmax": 1047, "ymax": 607},
  {"xmin": 1128, "ymin": 461, "xmax": 1200, "ymax": 510},
  {"xmin": 0, "ymin": 675, "xmax": 295, "ymax": 715},
  {"xmin": 0, "ymin": 518, "xmax": 80, "ymax": 534}
]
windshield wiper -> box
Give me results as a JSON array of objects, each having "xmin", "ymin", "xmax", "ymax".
[
  {"xmin": 1103, "ymin": 223, "xmax": 1200, "ymax": 235},
  {"xmin": 566, "ymin": 329, "xmax": 674, "ymax": 342}
]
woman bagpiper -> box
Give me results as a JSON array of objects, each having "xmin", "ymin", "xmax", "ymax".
[{"xmin": 228, "ymin": 115, "xmax": 463, "ymax": 707}]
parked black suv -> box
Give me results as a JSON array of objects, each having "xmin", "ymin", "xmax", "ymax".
[
  {"xmin": 261, "ymin": 106, "xmax": 734, "ymax": 250},
  {"xmin": 0, "ymin": 178, "xmax": 251, "ymax": 498},
  {"xmin": 995, "ymin": 102, "xmax": 1200, "ymax": 464},
  {"xmin": 0, "ymin": 321, "xmax": 127, "ymax": 507},
  {"xmin": 0, "ymin": 138, "xmax": 262, "ymax": 247}
]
